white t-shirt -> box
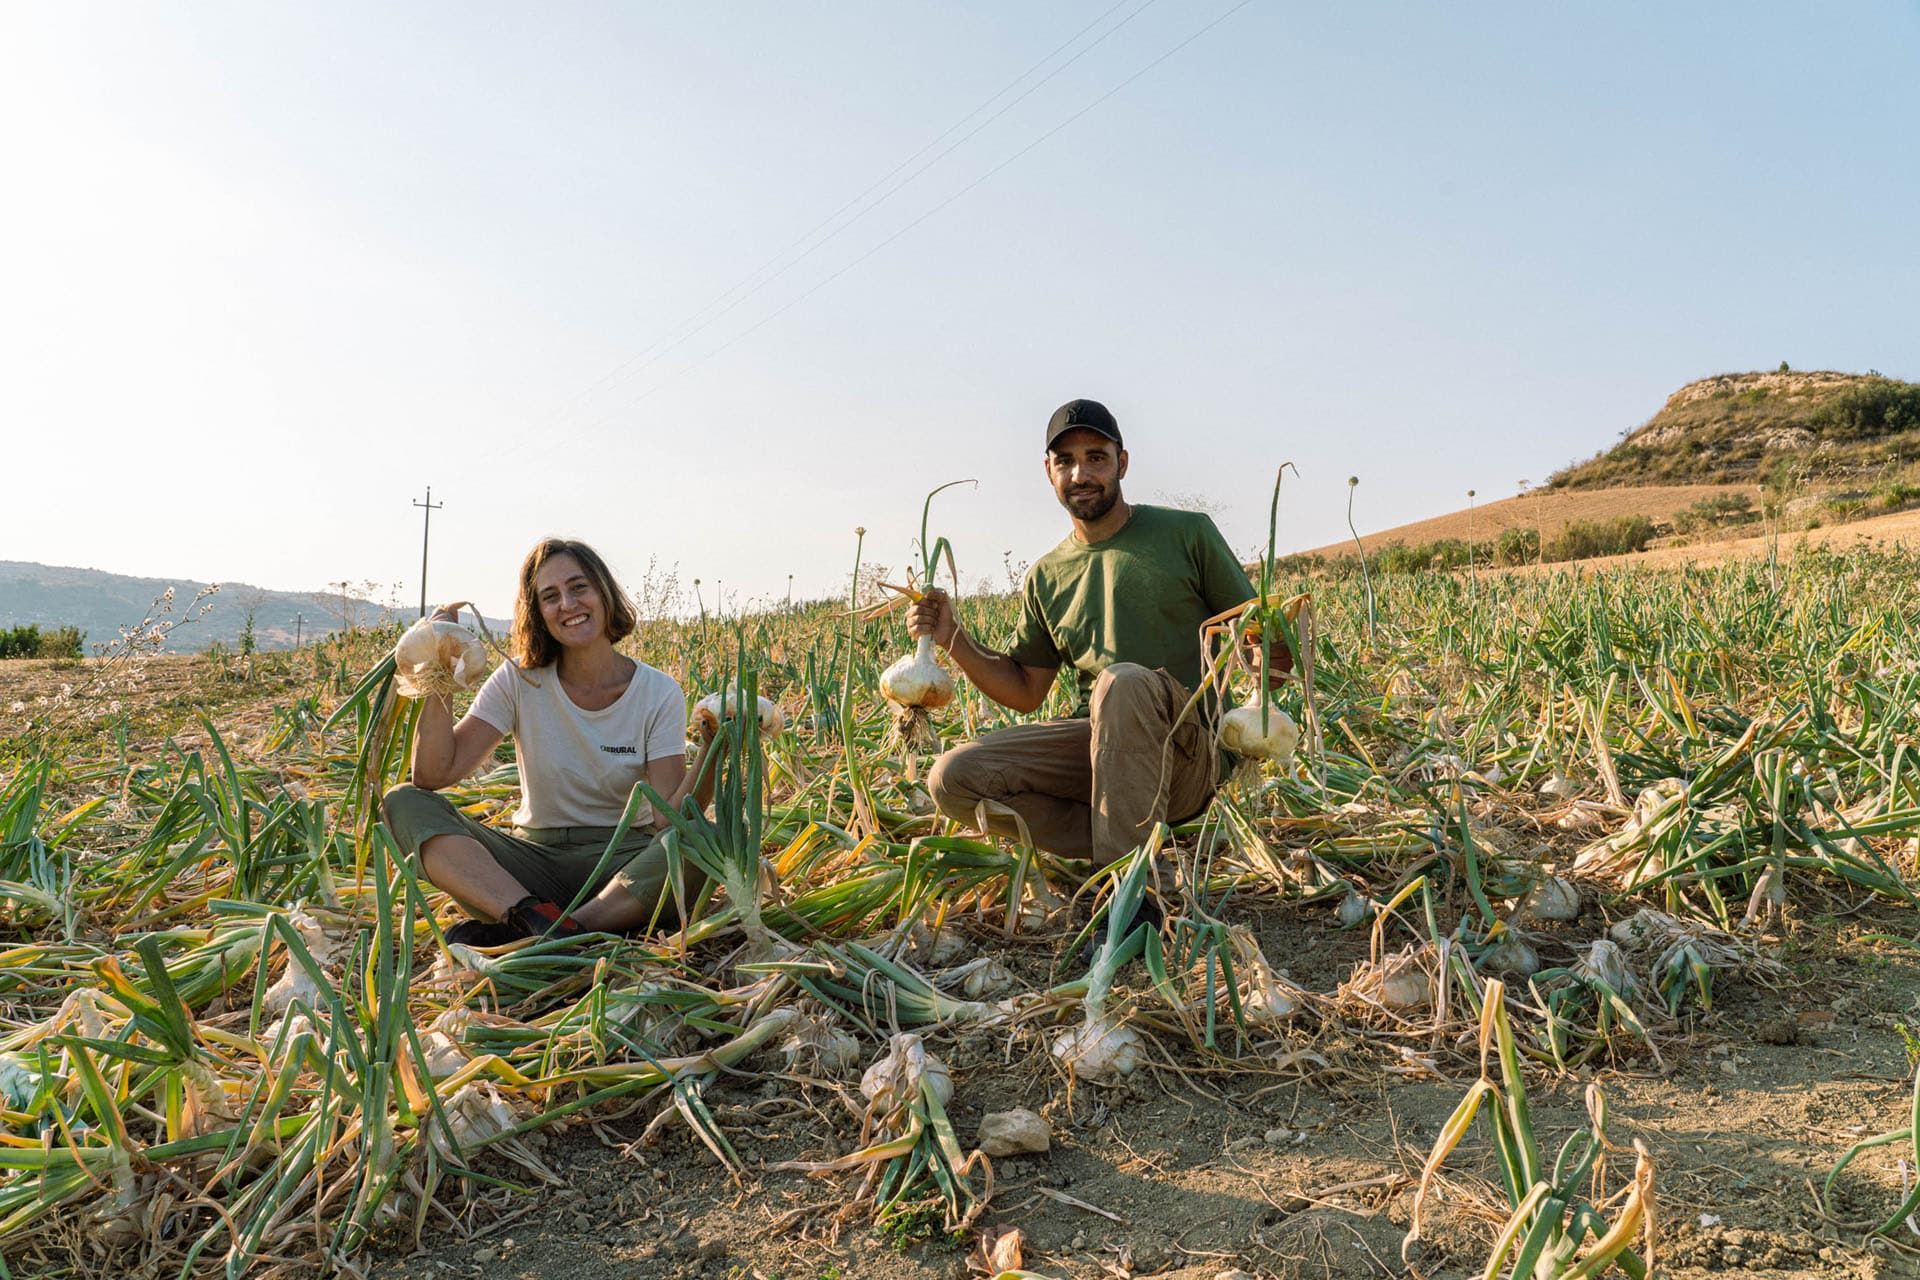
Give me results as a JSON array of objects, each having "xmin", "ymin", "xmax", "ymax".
[{"xmin": 468, "ymin": 659, "xmax": 687, "ymax": 829}]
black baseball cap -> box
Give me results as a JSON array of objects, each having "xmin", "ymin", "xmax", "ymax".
[{"xmin": 1045, "ymin": 399, "xmax": 1123, "ymax": 451}]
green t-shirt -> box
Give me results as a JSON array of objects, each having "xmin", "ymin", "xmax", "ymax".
[{"xmin": 1004, "ymin": 504, "xmax": 1255, "ymax": 716}]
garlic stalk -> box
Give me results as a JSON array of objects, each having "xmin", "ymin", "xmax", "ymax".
[{"xmin": 878, "ymin": 479, "xmax": 972, "ymax": 754}]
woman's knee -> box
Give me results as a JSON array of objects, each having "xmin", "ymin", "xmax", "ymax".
[{"xmin": 382, "ymin": 783, "xmax": 446, "ymax": 831}]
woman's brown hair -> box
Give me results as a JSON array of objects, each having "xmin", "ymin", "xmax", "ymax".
[{"xmin": 511, "ymin": 539, "xmax": 638, "ymax": 669}]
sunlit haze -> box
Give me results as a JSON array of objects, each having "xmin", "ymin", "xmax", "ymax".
[{"xmin": 5, "ymin": 2, "xmax": 1916, "ymax": 618}]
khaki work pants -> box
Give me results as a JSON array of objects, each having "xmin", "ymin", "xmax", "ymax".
[{"xmin": 926, "ymin": 663, "xmax": 1216, "ymax": 864}]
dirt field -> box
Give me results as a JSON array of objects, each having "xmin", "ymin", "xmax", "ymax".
[
  {"xmin": 355, "ymin": 904, "xmax": 1920, "ymax": 1280},
  {"xmin": 1299, "ymin": 486, "xmax": 1761, "ymax": 558},
  {"xmin": 1510, "ymin": 506, "xmax": 1920, "ymax": 575}
]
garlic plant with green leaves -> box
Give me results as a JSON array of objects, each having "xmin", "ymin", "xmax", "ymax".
[{"xmin": 878, "ymin": 479, "xmax": 972, "ymax": 755}]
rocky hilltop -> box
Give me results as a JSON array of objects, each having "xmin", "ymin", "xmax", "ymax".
[{"xmin": 1550, "ymin": 369, "xmax": 1920, "ymax": 490}]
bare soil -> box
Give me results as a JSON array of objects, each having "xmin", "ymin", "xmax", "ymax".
[
  {"xmin": 366, "ymin": 900, "xmax": 1920, "ymax": 1280},
  {"xmin": 1509, "ymin": 506, "xmax": 1920, "ymax": 575}
]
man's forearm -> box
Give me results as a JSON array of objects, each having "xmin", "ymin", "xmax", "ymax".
[{"xmin": 947, "ymin": 627, "xmax": 1049, "ymax": 713}]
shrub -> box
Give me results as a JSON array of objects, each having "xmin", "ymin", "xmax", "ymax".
[
  {"xmin": 37, "ymin": 626, "xmax": 84, "ymax": 659},
  {"xmin": 1545, "ymin": 516, "xmax": 1656, "ymax": 562},
  {"xmin": 1496, "ymin": 527, "xmax": 1541, "ymax": 565},
  {"xmin": 1877, "ymin": 482, "xmax": 1920, "ymax": 510},
  {"xmin": 1812, "ymin": 380, "xmax": 1920, "ymax": 442},
  {"xmin": 1671, "ymin": 492, "xmax": 1756, "ymax": 534}
]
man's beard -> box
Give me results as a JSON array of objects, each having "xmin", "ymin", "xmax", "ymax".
[{"xmin": 1060, "ymin": 482, "xmax": 1119, "ymax": 522}]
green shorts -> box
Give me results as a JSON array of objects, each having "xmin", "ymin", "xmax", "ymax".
[{"xmin": 381, "ymin": 784, "xmax": 704, "ymax": 922}]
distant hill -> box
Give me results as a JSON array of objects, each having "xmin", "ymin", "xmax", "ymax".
[
  {"xmin": 0, "ymin": 562, "xmax": 507, "ymax": 655},
  {"xmin": 1549, "ymin": 369, "xmax": 1920, "ymax": 489},
  {"xmin": 1298, "ymin": 483, "xmax": 1759, "ymax": 558}
]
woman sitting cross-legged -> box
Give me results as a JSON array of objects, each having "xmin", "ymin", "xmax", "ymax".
[{"xmin": 383, "ymin": 537, "xmax": 712, "ymax": 946}]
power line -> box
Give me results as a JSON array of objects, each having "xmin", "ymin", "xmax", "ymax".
[
  {"xmin": 507, "ymin": 1, "xmax": 1159, "ymax": 447},
  {"xmin": 571, "ymin": 0, "xmax": 1261, "ymax": 435}
]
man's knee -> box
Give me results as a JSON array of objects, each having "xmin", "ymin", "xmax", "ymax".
[
  {"xmin": 1092, "ymin": 662, "xmax": 1152, "ymax": 695},
  {"xmin": 1090, "ymin": 663, "xmax": 1163, "ymax": 716},
  {"xmin": 926, "ymin": 742, "xmax": 988, "ymax": 814}
]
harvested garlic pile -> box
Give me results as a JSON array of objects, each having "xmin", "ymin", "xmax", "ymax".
[
  {"xmin": 392, "ymin": 617, "xmax": 490, "ymax": 699},
  {"xmin": 691, "ymin": 690, "xmax": 785, "ymax": 738},
  {"xmin": 880, "ymin": 634, "xmax": 955, "ymax": 754}
]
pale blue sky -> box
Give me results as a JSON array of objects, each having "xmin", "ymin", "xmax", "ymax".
[{"xmin": 4, "ymin": 2, "xmax": 1916, "ymax": 617}]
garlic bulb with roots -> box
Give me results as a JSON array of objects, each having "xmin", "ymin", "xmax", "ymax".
[
  {"xmin": 392, "ymin": 618, "xmax": 491, "ymax": 699},
  {"xmin": 1219, "ymin": 694, "xmax": 1300, "ymax": 764},
  {"xmin": 880, "ymin": 634, "xmax": 955, "ymax": 753},
  {"xmin": 1229, "ymin": 928, "xmax": 1305, "ymax": 1026},
  {"xmin": 1574, "ymin": 939, "xmax": 1635, "ymax": 995},
  {"xmin": 427, "ymin": 1081, "xmax": 524, "ymax": 1162},
  {"xmin": 1379, "ymin": 952, "xmax": 1433, "ymax": 1011},
  {"xmin": 692, "ymin": 689, "xmax": 785, "ymax": 738},
  {"xmin": 1478, "ymin": 933, "xmax": 1541, "ymax": 977}
]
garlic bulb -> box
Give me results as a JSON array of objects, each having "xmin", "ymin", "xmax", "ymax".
[
  {"xmin": 880, "ymin": 634, "xmax": 955, "ymax": 752},
  {"xmin": 691, "ymin": 690, "xmax": 785, "ymax": 738},
  {"xmin": 392, "ymin": 619, "xmax": 491, "ymax": 699},
  {"xmin": 1337, "ymin": 887, "xmax": 1370, "ymax": 928},
  {"xmin": 263, "ymin": 907, "xmax": 344, "ymax": 1013},
  {"xmin": 1521, "ymin": 875, "xmax": 1581, "ymax": 922},
  {"xmin": 861, "ymin": 1033, "xmax": 953, "ymax": 1112},
  {"xmin": 779, "ymin": 1013, "xmax": 861, "ymax": 1077},
  {"xmin": 941, "ymin": 955, "xmax": 1016, "ymax": 1000},
  {"xmin": 1574, "ymin": 939, "xmax": 1635, "ymax": 995},
  {"xmin": 1051, "ymin": 1015, "xmax": 1145, "ymax": 1084},
  {"xmin": 1219, "ymin": 695, "xmax": 1300, "ymax": 763},
  {"xmin": 880, "ymin": 635, "xmax": 956, "ymax": 710},
  {"xmin": 1379, "ymin": 953, "xmax": 1433, "ymax": 1011},
  {"xmin": 1478, "ymin": 934, "xmax": 1541, "ymax": 977},
  {"xmin": 1230, "ymin": 929, "xmax": 1304, "ymax": 1026},
  {"xmin": 427, "ymin": 1082, "xmax": 522, "ymax": 1162}
]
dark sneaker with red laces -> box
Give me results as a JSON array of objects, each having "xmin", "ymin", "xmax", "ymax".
[
  {"xmin": 504, "ymin": 896, "xmax": 589, "ymax": 940},
  {"xmin": 444, "ymin": 917, "xmax": 521, "ymax": 948}
]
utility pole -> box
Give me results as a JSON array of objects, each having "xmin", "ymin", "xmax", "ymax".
[
  {"xmin": 412, "ymin": 486, "xmax": 444, "ymax": 617},
  {"xmin": 293, "ymin": 613, "xmax": 304, "ymax": 649}
]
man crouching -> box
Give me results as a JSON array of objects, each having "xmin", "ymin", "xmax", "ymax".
[{"xmin": 908, "ymin": 398, "xmax": 1289, "ymax": 871}]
